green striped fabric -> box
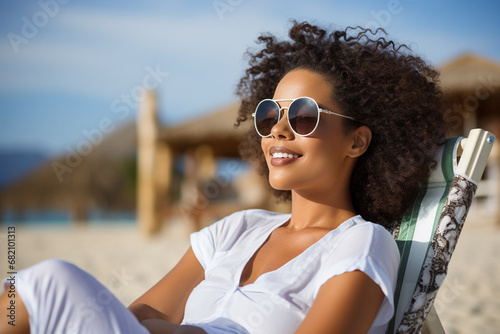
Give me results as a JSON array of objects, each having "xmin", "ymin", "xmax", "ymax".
[{"xmin": 387, "ymin": 137, "xmax": 462, "ymax": 334}]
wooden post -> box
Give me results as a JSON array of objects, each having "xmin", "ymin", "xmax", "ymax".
[
  {"xmin": 155, "ymin": 141, "xmax": 173, "ymax": 222},
  {"xmin": 493, "ymin": 128, "xmax": 500, "ymax": 227},
  {"xmin": 495, "ymin": 151, "xmax": 500, "ymax": 227},
  {"xmin": 195, "ymin": 144, "xmax": 216, "ymax": 185},
  {"xmin": 488, "ymin": 121, "xmax": 500, "ymax": 226},
  {"xmin": 137, "ymin": 90, "xmax": 161, "ymax": 236},
  {"xmin": 71, "ymin": 202, "xmax": 88, "ymax": 225},
  {"xmin": 497, "ymin": 153, "xmax": 500, "ymax": 227}
]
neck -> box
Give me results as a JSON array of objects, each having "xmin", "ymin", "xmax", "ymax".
[{"xmin": 287, "ymin": 187, "xmax": 357, "ymax": 231}]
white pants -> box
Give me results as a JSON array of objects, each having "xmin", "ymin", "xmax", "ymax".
[{"xmin": 3, "ymin": 259, "xmax": 150, "ymax": 334}]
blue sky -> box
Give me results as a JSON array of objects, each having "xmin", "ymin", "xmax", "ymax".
[{"xmin": 1, "ymin": 0, "xmax": 499, "ymax": 157}]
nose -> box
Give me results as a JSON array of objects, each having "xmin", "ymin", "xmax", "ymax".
[{"xmin": 270, "ymin": 107, "xmax": 295, "ymax": 139}]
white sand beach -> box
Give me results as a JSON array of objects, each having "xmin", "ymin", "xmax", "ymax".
[{"xmin": 1, "ymin": 215, "xmax": 499, "ymax": 333}]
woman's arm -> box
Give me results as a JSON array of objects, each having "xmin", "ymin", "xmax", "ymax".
[
  {"xmin": 140, "ymin": 319, "xmax": 207, "ymax": 334},
  {"xmin": 128, "ymin": 247, "xmax": 205, "ymax": 324},
  {"xmin": 295, "ymin": 270, "xmax": 385, "ymax": 334}
]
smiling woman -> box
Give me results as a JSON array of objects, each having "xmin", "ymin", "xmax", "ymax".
[
  {"xmin": 236, "ymin": 21, "xmax": 446, "ymax": 229},
  {"xmin": 1, "ymin": 21, "xmax": 445, "ymax": 334}
]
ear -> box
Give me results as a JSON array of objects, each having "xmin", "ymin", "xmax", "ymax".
[{"xmin": 347, "ymin": 126, "xmax": 372, "ymax": 158}]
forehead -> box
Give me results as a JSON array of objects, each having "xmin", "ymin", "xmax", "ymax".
[{"xmin": 273, "ymin": 69, "xmax": 333, "ymax": 102}]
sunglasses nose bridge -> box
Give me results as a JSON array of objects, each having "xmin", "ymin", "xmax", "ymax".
[
  {"xmin": 269, "ymin": 106, "xmax": 296, "ymax": 138},
  {"xmin": 278, "ymin": 106, "xmax": 288, "ymax": 119}
]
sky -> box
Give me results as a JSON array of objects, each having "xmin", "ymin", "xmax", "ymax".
[{"xmin": 0, "ymin": 0, "xmax": 499, "ymax": 158}]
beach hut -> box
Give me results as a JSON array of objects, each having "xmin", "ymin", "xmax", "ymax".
[
  {"xmin": 439, "ymin": 53, "xmax": 500, "ymax": 224},
  {"xmin": 0, "ymin": 123, "xmax": 137, "ymax": 224},
  {"xmin": 136, "ymin": 91, "xmax": 278, "ymax": 235}
]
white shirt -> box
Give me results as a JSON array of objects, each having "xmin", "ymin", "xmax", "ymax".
[{"xmin": 181, "ymin": 209, "xmax": 400, "ymax": 334}]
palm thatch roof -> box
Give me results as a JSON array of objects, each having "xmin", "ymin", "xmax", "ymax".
[
  {"xmin": 438, "ymin": 53, "xmax": 500, "ymax": 127},
  {"xmin": 159, "ymin": 101, "xmax": 251, "ymax": 157},
  {"xmin": 439, "ymin": 53, "xmax": 500, "ymax": 93},
  {"xmin": 0, "ymin": 123, "xmax": 137, "ymax": 219}
]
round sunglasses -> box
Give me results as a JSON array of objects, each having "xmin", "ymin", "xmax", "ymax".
[{"xmin": 252, "ymin": 96, "xmax": 358, "ymax": 137}]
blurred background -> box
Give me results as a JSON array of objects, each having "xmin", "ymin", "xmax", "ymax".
[{"xmin": 0, "ymin": 0, "xmax": 499, "ymax": 332}]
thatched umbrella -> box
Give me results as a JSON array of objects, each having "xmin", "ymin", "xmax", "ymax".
[
  {"xmin": 440, "ymin": 53, "xmax": 500, "ymax": 93},
  {"xmin": 440, "ymin": 53, "xmax": 500, "ymax": 225},
  {"xmin": 439, "ymin": 53, "xmax": 500, "ymax": 136},
  {"xmin": 0, "ymin": 123, "xmax": 137, "ymax": 223},
  {"xmin": 159, "ymin": 101, "xmax": 250, "ymax": 157}
]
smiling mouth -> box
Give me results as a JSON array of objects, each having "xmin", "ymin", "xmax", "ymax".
[
  {"xmin": 272, "ymin": 152, "xmax": 300, "ymax": 159},
  {"xmin": 269, "ymin": 151, "xmax": 301, "ymax": 167},
  {"xmin": 269, "ymin": 146, "xmax": 303, "ymax": 161}
]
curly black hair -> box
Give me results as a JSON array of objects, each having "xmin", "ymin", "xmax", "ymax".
[{"xmin": 235, "ymin": 21, "xmax": 446, "ymax": 228}]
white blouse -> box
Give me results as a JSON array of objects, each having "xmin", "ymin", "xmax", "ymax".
[{"xmin": 181, "ymin": 209, "xmax": 400, "ymax": 334}]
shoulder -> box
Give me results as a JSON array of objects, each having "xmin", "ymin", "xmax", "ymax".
[
  {"xmin": 336, "ymin": 216, "xmax": 397, "ymax": 254},
  {"xmin": 209, "ymin": 209, "xmax": 290, "ymax": 234},
  {"xmin": 316, "ymin": 216, "xmax": 400, "ymax": 308},
  {"xmin": 236, "ymin": 208, "xmax": 291, "ymax": 222},
  {"xmin": 192, "ymin": 209, "xmax": 290, "ymax": 252},
  {"xmin": 321, "ymin": 216, "xmax": 400, "ymax": 275}
]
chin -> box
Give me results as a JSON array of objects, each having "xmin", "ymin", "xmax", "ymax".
[{"xmin": 268, "ymin": 180, "xmax": 292, "ymax": 192}]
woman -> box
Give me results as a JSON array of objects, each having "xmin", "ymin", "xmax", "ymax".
[{"xmin": 1, "ymin": 21, "xmax": 445, "ymax": 334}]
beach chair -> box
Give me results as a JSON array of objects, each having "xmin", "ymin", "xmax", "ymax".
[{"xmin": 386, "ymin": 128, "xmax": 496, "ymax": 334}]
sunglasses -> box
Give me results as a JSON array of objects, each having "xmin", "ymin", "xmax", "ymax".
[{"xmin": 252, "ymin": 96, "xmax": 358, "ymax": 137}]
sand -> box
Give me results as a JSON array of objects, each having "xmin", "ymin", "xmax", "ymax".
[
  {"xmin": 432, "ymin": 218, "xmax": 500, "ymax": 333},
  {"xmin": 1, "ymin": 215, "xmax": 499, "ymax": 333}
]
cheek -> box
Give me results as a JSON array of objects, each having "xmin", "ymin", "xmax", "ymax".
[
  {"xmin": 307, "ymin": 139, "xmax": 348, "ymax": 168},
  {"xmin": 261, "ymin": 139, "xmax": 270, "ymax": 160}
]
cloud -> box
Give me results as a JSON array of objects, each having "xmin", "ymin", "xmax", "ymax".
[
  {"xmin": 1, "ymin": 1, "xmax": 498, "ymax": 117},
  {"xmin": 0, "ymin": 6, "xmax": 284, "ymax": 100}
]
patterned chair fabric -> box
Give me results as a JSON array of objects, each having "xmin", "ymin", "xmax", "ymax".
[{"xmin": 387, "ymin": 137, "xmax": 478, "ymax": 333}]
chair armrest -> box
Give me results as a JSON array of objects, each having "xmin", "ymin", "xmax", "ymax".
[{"xmin": 457, "ymin": 129, "xmax": 496, "ymax": 183}]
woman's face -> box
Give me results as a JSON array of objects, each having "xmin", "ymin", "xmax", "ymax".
[{"xmin": 260, "ymin": 68, "xmax": 357, "ymax": 196}]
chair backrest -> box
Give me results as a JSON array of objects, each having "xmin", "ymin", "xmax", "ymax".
[{"xmin": 387, "ymin": 128, "xmax": 496, "ymax": 334}]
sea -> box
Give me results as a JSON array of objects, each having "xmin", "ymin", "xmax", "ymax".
[{"xmin": 1, "ymin": 209, "xmax": 136, "ymax": 227}]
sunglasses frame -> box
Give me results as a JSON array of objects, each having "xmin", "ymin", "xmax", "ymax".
[{"xmin": 252, "ymin": 96, "xmax": 358, "ymax": 137}]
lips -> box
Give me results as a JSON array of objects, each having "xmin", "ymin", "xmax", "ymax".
[{"xmin": 269, "ymin": 146, "xmax": 302, "ymax": 166}]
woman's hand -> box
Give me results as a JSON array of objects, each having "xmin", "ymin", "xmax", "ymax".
[{"xmin": 141, "ymin": 319, "xmax": 207, "ymax": 334}]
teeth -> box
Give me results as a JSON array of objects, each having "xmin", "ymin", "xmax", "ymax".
[{"xmin": 272, "ymin": 153, "xmax": 299, "ymax": 159}]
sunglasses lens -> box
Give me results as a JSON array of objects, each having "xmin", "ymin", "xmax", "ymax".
[
  {"xmin": 288, "ymin": 98, "xmax": 319, "ymax": 136},
  {"xmin": 255, "ymin": 100, "xmax": 279, "ymax": 137}
]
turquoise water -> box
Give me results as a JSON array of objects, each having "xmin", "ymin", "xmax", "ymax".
[{"xmin": 1, "ymin": 209, "xmax": 136, "ymax": 226}]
